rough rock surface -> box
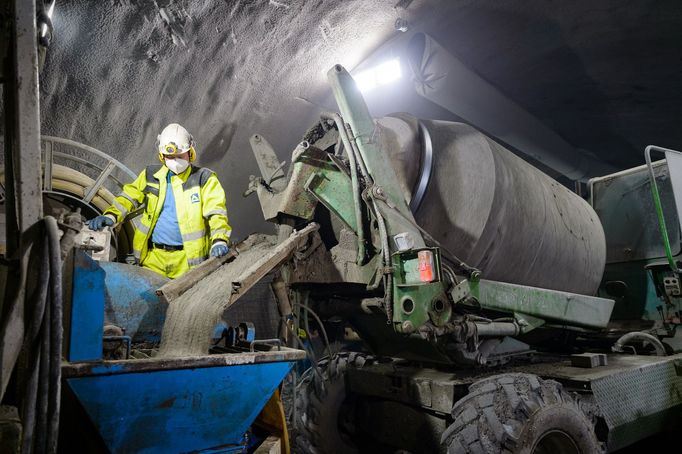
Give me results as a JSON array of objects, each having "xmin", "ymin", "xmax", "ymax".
[{"xmin": 37, "ymin": 1, "xmax": 682, "ymax": 237}]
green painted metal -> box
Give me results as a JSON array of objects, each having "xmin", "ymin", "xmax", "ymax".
[
  {"xmin": 400, "ymin": 255, "xmax": 425, "ymax": 284},
  {"xmin": 254, "ymin": 145, "xmax": 327, "ymax": 222},
  {"xmin": 326, "ymin": 65, "xmax": 425, "ymax": 249},
  {"xmin": 331, "ymin": 253, "xmax": 383, "ymax": 286},
  {"xmin": 320, "ymin": 112, "xmax": 367, "ymax": 264},
  {"xmin": 305, "ymin": 167, "xmax": 357, "ymax": 232},
  {"xmin": 392, "ymin": 248, "xmax": 450, "ymax": 332},
  {"xmin": 467, "ymin": 279, "xmax": 615, "ymax": 329}
]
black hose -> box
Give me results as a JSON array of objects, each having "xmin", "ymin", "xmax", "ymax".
[
  {"xmin": 369, "ymin": 197, "xmax": 393, "ymax": 324},
  {"xmin": 319, "ymin": 112, "xmax": 366, "ymax": 264},
  {"xmin": 295, "ymin": 302, "xmax": 335, "ymax": 364},
  {"xmin": 284, "ymin": 320, "xmax": 323, "ymax": 382},
  {"xmin": 35, "ymin": 303, "xmax": 50, "ymax": 453},
  {"xmin": 442, "ymin": 263, "xmax": 459, "ymax": 287},
  {"xmin": 18, "ymin": 217, "xmax": 63, "ymax": 454},
  {"xmin": 20, "ymin": 347, "xmax": 40, "ymax": 454},
  {"xmin": 20, "ymin": 229, "xmax": 49, "ymax": 454},
  {"xmin": 24, "ymin": 233, "xmax": 49, "ymax": 344}
]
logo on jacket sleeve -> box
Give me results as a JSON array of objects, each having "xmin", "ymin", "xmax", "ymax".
[{"xmin": 190, "ymin": 193, "xmax": 200, "ymax": 203}]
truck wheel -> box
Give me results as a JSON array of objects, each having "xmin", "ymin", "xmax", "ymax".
[
  {"xmin": 294, "ymin": 352, "xmax": 371, "ymax": 454},
  {"xmin": 442, "ymin": 373, "xmax": 604, "ymax": 454}
]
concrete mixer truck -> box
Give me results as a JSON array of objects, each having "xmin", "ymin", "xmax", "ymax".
[{"xmin": 245, "ymin": 65, "xmax": 682, "ymax": 453}]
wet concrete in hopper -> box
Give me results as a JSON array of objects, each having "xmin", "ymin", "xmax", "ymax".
[{"xmin": 158, "ymin": 238, "xmax": 276, "ymax": 357}]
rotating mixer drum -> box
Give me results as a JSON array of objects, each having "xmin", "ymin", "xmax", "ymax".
[{"xmin": 378, "ymin": 114, "xmax": 606, "ymax": 296}]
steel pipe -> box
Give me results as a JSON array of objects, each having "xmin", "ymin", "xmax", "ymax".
[{"xmin": 475, "ymin": 322, "xmax": 520, "ymax": 337}]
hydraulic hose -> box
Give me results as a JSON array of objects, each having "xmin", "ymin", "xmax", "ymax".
[
  {"xmin": 284, "ymin": 321, "xmax": 323, "ymax": 382},
  {"xmin": 475, "ymin": 321, "xmax": 520, "ymax": 337},
  {"xmin": 19, "ymin": 347, "xmax": 40, "ymax": 454},
  {"xmin": 319, "ymin": 113, "xmax": 395, "ymax": 323},
  {"xmin": 345, "ymin": 123, "xmax": 371, "ymax": 181},
  {"xmin": 324, "ymin": 113, "xmax": 393, "ymax": 323},
  {"xmin": 369, "ymin": 197, "xmax": 393, "ymax": 324},
  {"xmin": 18, "ymin": 217, "xmax": 63, "ymax": 454},
  {"xmin": 46, "ymin": 216, "xmax": 63, "ymax": 453},
  {"xmin": 296, "ymin": 301, "xmax": 335, "ymax": 364},
  {"xmin": 612, "ymin": 331, "xmax": 666, "ymax": 357},
  {"xmin": 35, "ymin": 303, "xmax": 50, "ymax": 452},
  {"xmin": 19, "ymin": 231, "xmax": 49, "ymax": 454},
  {"xmin": 320, "ymin": 112, "xmax": 366, "ymax": 264}
]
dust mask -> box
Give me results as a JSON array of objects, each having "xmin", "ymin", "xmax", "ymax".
[{"xmin": 165, "ymin": 158, "xmax": 189, "ymax": 175}]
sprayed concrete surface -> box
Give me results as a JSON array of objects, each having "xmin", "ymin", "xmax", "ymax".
[
  {"xmin": 36, "ymin": 1, "xmax": 682, "ymax": 238},
  {"xmin": 39, "ymin": 0, "xmax": 435, "ymax": 238}
]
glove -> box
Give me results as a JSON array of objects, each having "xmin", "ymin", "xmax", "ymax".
[
  {"xmin": 210, "ymin": 241, "xmax": 229, "ymax": 257},
  {"xmin": 87, "ymin": 215, "xmax": 114, "ymax": 231}
]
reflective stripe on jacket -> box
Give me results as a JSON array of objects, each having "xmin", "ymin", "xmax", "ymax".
[{"xmin": 105, "ymin": 164, "xmax": 231, "ymax": 269}]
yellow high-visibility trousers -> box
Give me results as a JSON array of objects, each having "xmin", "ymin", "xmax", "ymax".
[{"xmin": 141, "ymin": 247, "xmax": 190, "ymax": 279}]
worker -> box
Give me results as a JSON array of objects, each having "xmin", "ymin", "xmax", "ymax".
[{"xmin": 87, "ymin": 123, "xmax": 231, "ymax": 279}]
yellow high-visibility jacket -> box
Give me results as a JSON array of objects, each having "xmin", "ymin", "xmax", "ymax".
[{"xmin": 105, "ymin": 164, "xmax": 231, "ymax": 269}]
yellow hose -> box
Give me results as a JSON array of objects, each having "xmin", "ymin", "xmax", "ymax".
[{"xmin": 0, "ymin": 164, "xmax": 134, "ymax": 257}]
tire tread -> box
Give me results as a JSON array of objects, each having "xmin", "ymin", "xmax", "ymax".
[
  {"xmin": 441, "ymin": 373, "xmax": 605, "ymax": 454},
  {"xmin": 294, "ymin": 352, "xmax": 373, "ymax": 454}
]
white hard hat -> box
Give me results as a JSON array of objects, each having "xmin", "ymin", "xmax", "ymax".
[{"xmin": 157, "ymin": 123, "xmax": 195, "ymax": 157}]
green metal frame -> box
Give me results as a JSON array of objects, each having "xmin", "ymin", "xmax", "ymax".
[
  {"xmin": 392, "ymin": 248, "xmax": 450, "ymax": 333},
  {"xmin": 305, "ymin": 165, "xmax": 357, "ymax": 232},
  {"xmin": 326, "ymin": 65, "xmax": 426, "ymax": 249},
  {"xmin": 467, "ymin": 279, "xmax": 615, "ymax": 330},
  {"xmin": 251, "ymin": 64, "xmax": 621, "ymax": 340}
]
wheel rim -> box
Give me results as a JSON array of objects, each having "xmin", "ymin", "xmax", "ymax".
[{"xmin": 532, "ymin": 429, "xmax": 581, "ymax": 454}]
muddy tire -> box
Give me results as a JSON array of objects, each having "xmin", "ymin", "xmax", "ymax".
[
  {"xmin": 442, "ymin": 373, "xmax": 604, "ymax": 454},
  {"xmin": 294, "ymin": 352, "xmax": 372, "ymax": 454}
]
